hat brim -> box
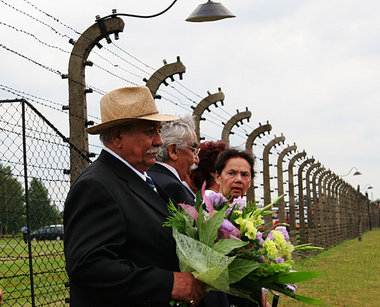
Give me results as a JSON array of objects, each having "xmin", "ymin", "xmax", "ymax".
[{"xmin": 85, "ymin": 113, "xmax": 179, "ymax": 134}]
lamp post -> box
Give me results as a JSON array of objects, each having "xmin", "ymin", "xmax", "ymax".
[
  {"xmin": 363, "ymin": 185, "xmax": 374, "ymax": 231},
  {"xmin": 339, "ymin": 167, "xmax": 362, "ymax": 177},
  {"xmin": 67, "ymin": 0, "xmax": 235, "ymax": 183},
  {"xmin": 96, "ymin": 1, "xmax": 235, "ymax": 23},
  {"xmin": 186, "ymin": 0, "xmax": 235, "ymax": 22},
  {"xmin": 364, "ymin": 185, "xmax": 374, "ymax": 202}
]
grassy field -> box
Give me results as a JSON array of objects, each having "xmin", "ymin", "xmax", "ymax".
[
  {"xmin": 1, "ymin": 230, "xmax": 380, "ymax": 306},
  {"xmin": 272, "ymin": 228, "xmax": 380, "ymax": 307},
  {"xmin": 0, "ymin": 236, "xmax": 68, "ymax": 306}
]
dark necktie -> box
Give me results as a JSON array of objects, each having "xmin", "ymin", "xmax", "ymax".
[{"xmin": 146, "ymin": 176, "xmax": 158, "ymax": 194}]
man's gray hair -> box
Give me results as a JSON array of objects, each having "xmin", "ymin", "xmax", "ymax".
[
  {"xmin": 156, "ymin": 114, "xmax": 196, "ymax": 162},
  {"xmin": 99, "ymin": 124, "xmax": 132, "ymax": 145}
]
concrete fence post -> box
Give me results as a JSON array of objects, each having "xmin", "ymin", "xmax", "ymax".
[
  {"xmin": 297, "ymin": 157, "xmax": 315, "ymax": 244},
  {"xmin": 245, "ymin": 122, "xmax": 272, "ymax": 202}
]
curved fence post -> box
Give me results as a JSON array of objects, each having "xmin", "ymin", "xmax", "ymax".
[
  {"xmin": 144, "ymin": 56, "xmax": 186, "ymax": 99},
  {"xmin": 68, "ymin": 17, "xmax": 125, "ymax": 183},
  {"xmin": 305, "ymin": 162, "xmax": 321, "ymax": 245},
  {"xmin": 312, "ymin": 166, "xmax": 325, "ymax": 247},
  {"xmin": 317, "ymin": 170, "xmax": 331, "ymax": 247},
  {"xmin": 298, "ymin": 157, "xmax": 314, "ymax": 244},
  {"xmin": 287, "ymin": 151, "xmax": 306, "ymax": 244},
  {"xmin": 245, "ymin": 122, "xmax": 272, "ymax": 202},
  {"xmin": 339, "ymin": 183, "xmax": 348, "ymax": 242},
  {"xmin": 276, "ymin": 144, "xmax": 297, "ymax": 224},
  {"xmin": 325, "ymin": 173, "xmax": 337, "ymax": 247},
  {"xmin": 262, "ymin": 135, "xmax": 285, "ymax": 229},
  {"xmin": 192, "ymin": 88, "xmax": 225, "ymax": 142},
  {"xmin": 221, "ymin": 108, "xmax": 251, "ymax": 146},
  {"xmin": 331, "ymin": 178, "xmax": 342, "ymax": 246}
]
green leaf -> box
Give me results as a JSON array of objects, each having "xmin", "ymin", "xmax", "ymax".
[
  {"xmin": 295, "ymin": 246, "xmax": 324, "ymax": 251},
  {"xmin": 254, "ymin": 194, "xmax": 285, "ymax": 218},
  {"xmin": 213, "ymin": 239, "xmax": 248, "ymax": 255},
  {"xmin": 184, "ymin": 215, "xmax": 198, "ymax": 239},
  {"xmin": 260, "ymin": 271, "xmax": 322, "ymax": 284},
  {"xmin": 198, "ymin": 207, "xmax": 227, "ymax": 247},
  {"xmin": 195, "ymin": 189, "xmax": 203, "ymax": 207},
  {"xmin": 163, "ymin": 200, "xmax": 187, "ymax": 233},
  {"xmin": 277, "ymin": 271, "xmax": 322, "ymax": 284},
  {"xmin": 195, "ymin": 204, "xmax": 205, "ymax": 231},
  {"xmin": 291, "ymin": 293, "xmax": 326, "ymax": 305},
  {"xmin": 234, "ymin": 278, "xmax": 325, "ymax": 306},
  {"xmin": 266, "ymin": 283, "xmax": 326, "ymax": 306},
  {"xmin": 228, "ymin": 258, "xmax": 261, "ymax": 284},
  {"xmin": 261, "ymin": 210, "xmax": 274, "ymax": 216}
]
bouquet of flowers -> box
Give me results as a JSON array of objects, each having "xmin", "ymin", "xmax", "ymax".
[{"xmin": 164, "ymin": 183, "xmax": 325, "ymax": 306}]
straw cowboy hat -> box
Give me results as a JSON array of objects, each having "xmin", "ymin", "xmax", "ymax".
[{"xmin": 86, "ymin": 86, "xmax": 179, "ymax": 134}]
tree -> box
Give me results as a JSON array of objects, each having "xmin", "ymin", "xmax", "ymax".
[
  {"xmin": 0, "ymin": 164, "xmax": 25, "ymax": 235},
  {"xmin": 28, "ymin": 178, "xmax": 60, "ymax": 230}
]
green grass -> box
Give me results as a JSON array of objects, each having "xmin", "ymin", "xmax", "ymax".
[
  {"xmin": 2, "ymin": 230, "xmax": 380, "ymax": 306},
  {"xmin": 271, "ymin": 228, "xmax": 380, "ymax": 307},
  {"xmin": 0, "ymin": 236, "xmax": 68, "ymax": 306}
]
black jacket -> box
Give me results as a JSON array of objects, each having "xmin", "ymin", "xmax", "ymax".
[{"xmin": 64, "ymin": 150, "xmax": 178, "ymax": 306}]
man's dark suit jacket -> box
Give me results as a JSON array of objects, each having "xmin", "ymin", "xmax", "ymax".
[
  {"xmin": 148, "ymin": 163, "xmax": 229, "ymax": 307},
  {"xmin": 64, "ymin": 150, "xmax": 179, "ymax": 306},
  {"xmin": 148, "ymin": 163, "xmax": 195, "ymax": 206}
]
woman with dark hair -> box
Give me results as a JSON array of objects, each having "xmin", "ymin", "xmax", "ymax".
[
  {"xmin": 214, "ymin": 148, "xmax": 270, "ymax": 307},
  {"xmin": 189, "ymin": 141, "xmax": 228, "ymax": 193},
  {"xmin": 215, "ymin": 149, "xmax": 254, "ymax": 199}
]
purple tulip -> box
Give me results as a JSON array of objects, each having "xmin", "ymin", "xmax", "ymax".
[
  {"xmin": 256, "ymin": 231, "xmax": 264, "ymax": 244},
  {"xmin": 285, "ymin": 284, "xmax": 297, "ymax": 293},
  {"xmin": 218, "ymin": 219, "xmax": 242, "ymax": 240},
  {"xmin": 275, "ymin": 226, "xmax": 290, "ymax": 242},
  {"xmin": 206, "ymin": 191, "xmax": 228, "ymax": 208},
  {"xmin": 267, "ymin": 230, "xmax": 274, "ymax": 241},
  {"xmin": 267, "ymin": 226, "xmax": 290, "ymax": 243},
  {"xmin": 230, "ymin": 196, "xmax": 246, "ymax": 211},
  {"xmin": 275, "ymin": 257, "xmax": 284, "ymax": 263},
  {"xmin": 178, "ymin": 203, "xmax": 199, "ymax": 221}
]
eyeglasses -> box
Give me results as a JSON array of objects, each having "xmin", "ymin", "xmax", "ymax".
[{"xmin": 186, "ymin": 146, "xmax": 201, "ymax": 157}]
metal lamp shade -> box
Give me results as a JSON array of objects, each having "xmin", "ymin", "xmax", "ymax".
[{"xmin": 186, "ymin": 1, "xmax": 235, "ymax": 22}]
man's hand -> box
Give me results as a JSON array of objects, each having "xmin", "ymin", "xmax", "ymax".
[
  {"xmin": 171, "ymin": 272, "xmax": 206, "ymax": 306},
  {"xmin": 261, "ymin": 288, "xmax": 271, "ymax": 307},
  {"xmin": 0, "ymin": 287, "xmax": 3, "ymax": 306}
]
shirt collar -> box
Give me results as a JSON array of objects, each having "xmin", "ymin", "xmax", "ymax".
[
  {"xmin": 156, "ymin": 161, "xmax": 181, "ymax": 181},
  {"xmin": 103, "ymin": 147, "xmax": 148, "ymax": 181}
]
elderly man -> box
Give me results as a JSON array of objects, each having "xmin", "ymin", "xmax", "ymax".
[
  {"xmin": 148, "ymin": 115, "xmax": 199, "ymax": 206},
  {"xmin": 64, "ymin": 86, "xmax": 205, "ymax": 306},
  {"xmin": 148, "ymin": 116, "xmax": 229, "ymax": 307}
]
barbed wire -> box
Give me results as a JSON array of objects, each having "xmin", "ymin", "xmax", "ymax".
[
  {"xmin": 0, "ymin": 0, "xmax": 256, "ymax": 141},
  {"xmin": 0, "ymin": 21, "xmax": 71, "ymax": 54},
  {"xmin": 22, "ymin": 0, "xmax": 82, "ymax": 35},
  {"xmin": 0, "ymin": 0, "xmax": 321, "ymax": 159},
  {"xmin": 0, "ymin": 0, "xmax": 72, "ymax": 40},
  {"xmin": 0, "ymin": 43, "xmax": 107, "ymax": 96}
]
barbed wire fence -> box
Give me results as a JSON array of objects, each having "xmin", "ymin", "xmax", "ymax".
[{"xmin": 1, "ymin": 1, "xmax": 379, "ymax": 306}]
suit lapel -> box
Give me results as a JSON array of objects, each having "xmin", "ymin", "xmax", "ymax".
[
  {"xmin": 149, "ymin": 163, "xmax": 196, "ymax": 206},
  {"xmin": 98, "ymin": 151, "xmax": 169, "ymax": 217}
]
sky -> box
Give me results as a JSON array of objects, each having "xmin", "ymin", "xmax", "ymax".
[{"xmin": 1, "ymin": 0, "xmax": 379, "ymax": 202}]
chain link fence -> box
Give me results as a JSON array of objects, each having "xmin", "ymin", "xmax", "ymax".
[
  {"xmin": 0, "ymin": 99, "xmax": 89, "ymax": 306},
  {"xmin": 1, "ymin": 98, "xmax": 379, "ymax": 306}
]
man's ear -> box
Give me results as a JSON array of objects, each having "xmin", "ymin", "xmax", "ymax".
[
  {"xmin": 167, "ymin": 144, "xmax": 178, "ymax": 161},
  {"xmin": 110, "ymin": 127, "xmax": 123, "ymax": 149}
]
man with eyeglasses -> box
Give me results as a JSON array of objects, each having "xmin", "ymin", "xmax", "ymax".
[
  {"xmin": 148, "ymin": 114, "xmax": 229, "ymax": 307},
  {"xmin": 148, "ymin": 114, "xmax": 200, "ymax": 206}
]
